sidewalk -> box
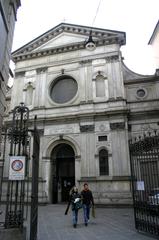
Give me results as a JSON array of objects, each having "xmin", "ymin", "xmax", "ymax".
[{"xmin": 33, "ymin": 204, "xmax": 154, "ymax": 240}]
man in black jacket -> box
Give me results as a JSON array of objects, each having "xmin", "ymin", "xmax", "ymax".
[{"xmin": 81, "ymin": 183, "xmax": 94, "ymax": 226}]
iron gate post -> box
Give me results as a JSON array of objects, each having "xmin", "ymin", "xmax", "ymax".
[{"xmin": 30, "ymin": 115, "xmax": 40, "ymax": 240}]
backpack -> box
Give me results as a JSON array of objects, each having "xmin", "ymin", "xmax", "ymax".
[{"xmin": 75, "ymin": 199, "xmax": 82, "ymax": 210}]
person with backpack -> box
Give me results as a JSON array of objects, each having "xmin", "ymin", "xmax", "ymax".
[
  {"xmin": 81, "ymin": 183, "xmax": 94, "ymax": 226},
  {"xmin": 65, "ymin": 186, "xmax": 82, "ymax": 228}
]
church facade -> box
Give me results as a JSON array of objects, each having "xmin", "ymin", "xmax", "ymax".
[{"xmin": 4, "ymin": 23, "xmax": 159, "ymax": 205}]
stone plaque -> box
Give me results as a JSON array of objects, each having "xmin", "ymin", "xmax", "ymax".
[
  {"xmin": 80, "ymin": 125, "xmax": 95, "ymax": 132},
  {"xmin": 110, "ymin": 122, "xmax": 125, "ymax": 130}
]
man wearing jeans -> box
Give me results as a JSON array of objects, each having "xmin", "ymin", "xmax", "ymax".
[{"xmin": 81, "ymin": 183, "xmax": 94, "ymax": 226}]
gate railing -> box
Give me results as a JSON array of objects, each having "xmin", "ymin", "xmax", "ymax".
[
  {"xmin": 0, "ymin": 127, "xmax": 7, "ymax": 205},
  {"xmin": 4, "ymin": 103, "xmax": 30, "ymax": 229},
  {"xmin": 0, "ymin": 104, "xmax": 40, "ymax": 240},
  {"xmin": 129, "ymin": 132, "xmax": 159, "ymax": 238}
]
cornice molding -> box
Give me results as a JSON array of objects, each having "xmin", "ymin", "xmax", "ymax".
[
  {"xmin": 12, "ymin": 23, "xmax": 125, "ymax": 62},
  {"xmin": 79, "ymin": 59, "xmax": 92, "ymax": 65},
  {"xmin": 105, "ymin": 55, "xmax": 119, "ymax": 62},
  {"xmin": 124, "ymin": 76, "xmax": 159, "ymax": 85},
  {"xmin": 36, "ymin": 67, "xmax": 48, "ymax": 74},
  {"xmin": 13, "ymin": 37, "xmax": 122, "ymax": 62}
]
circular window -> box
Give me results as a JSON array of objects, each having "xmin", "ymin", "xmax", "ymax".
[
  {"xmin": 50, "ymin": 76, "xmax": 78, "ymax": 104},
  {"xmin": 136, "ymin": 89, "xmax": 146, "ymax": 98}
]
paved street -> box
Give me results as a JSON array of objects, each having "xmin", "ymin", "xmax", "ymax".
[
  {"xmin": 0, "ymin": 204, "xmax": 156, "ymax": 240},
  {"xmin": 30, "ymin": 205, "xmax": 155, "ymax": 240}
]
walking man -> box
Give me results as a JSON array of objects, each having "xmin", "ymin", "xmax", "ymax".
[{"xmin": 81, "ymin": 183, "xmax": 94, "ymax": 226}]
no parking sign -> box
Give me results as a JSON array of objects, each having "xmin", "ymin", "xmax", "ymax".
[{"xmin": 9, "ymin": 156, "xmax": 25, "ymax": 180}]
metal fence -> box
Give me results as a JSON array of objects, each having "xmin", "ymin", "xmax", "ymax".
[
  {"xmin": 0, "ymin": 104, "xmax": 40, "ymax": 240},
  {"xmin": 129, "ymin": 132, "xmax": 159, "ymax": 238},
  {"xmin": 3, "ymin": 103, "xmax": 30, "ymax": 228}
]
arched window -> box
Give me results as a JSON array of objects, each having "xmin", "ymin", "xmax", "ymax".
[{"xmin": 99, "ymin": 149, "xmax": 109, "ymax": 175}]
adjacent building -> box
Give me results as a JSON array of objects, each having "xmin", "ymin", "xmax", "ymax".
[
  {"xmin": 148, "ymin": 20, "xmax": 159, "ymax": 70},
  {"xmin": 4, "ymin": 23, "xmax": 159, "ymax": 205},
  {"xmin": 0, "ymin": 0, "xmax": 21, "ymax": 187}
]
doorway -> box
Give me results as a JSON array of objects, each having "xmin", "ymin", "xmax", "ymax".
[{"xmin": 51, "ymin": 143, "xmax": 75, "ymax": 203}]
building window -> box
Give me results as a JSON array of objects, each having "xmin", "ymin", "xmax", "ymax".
[
  {"xmin": 95, "ymin": 73, "xmax": 105, "ymax": 97},
  {"xmin": 99, "ymin": 149, "xmax": 109, "ymax": 176},
  {"xmin": 98, "ymin": 135, "xmax": 107, "ymax": 141},
  {"xmin": 26, "ymin": 84, "xmax": 33, "ymax": 106},
  {"xmin": 50, "ymin": 75, "xmax": 78, "ymax": 104},
  {"xmin": 136, "ymin": 88, "xmax": 147, "ymax": 99}
]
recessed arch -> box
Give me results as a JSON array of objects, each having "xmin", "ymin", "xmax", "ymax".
[
  {"xmin": 43, "ymin": 136, "xmax": 80, "ymax": 159},
  {"xmin": 43, "ymin": 136, "xmax": 80, "ymax": 204},
  {"xmin": 51, "ymin": 143, "xmax": 75, "ymax": 203}
]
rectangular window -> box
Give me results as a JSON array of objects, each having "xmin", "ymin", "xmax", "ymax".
[
  {"xmin": 96, "ymin": 78, "xmax": 105, "ymax": 97},
  {"xmin": 98, "ymin": 135, "xmax": 107, "ymax": 141},
  {"xmin": 100, "ymin": 157, "xmax": 109, "ymax": 175},
  {"xmin": 99, "ymin": 149, "xmax": 109, "ymax": 176}
]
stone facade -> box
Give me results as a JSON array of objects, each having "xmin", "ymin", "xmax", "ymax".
[
  {"xmin": 4, "ymin": 23, "xmax": 159, "ymax": 205},
  {"xmin": 0, "ymin": 0, "xmax": 21, "ymax": 128},
  {"xmin": 0, "ymin": 0, "xmax": 21, "ymax": 185}
]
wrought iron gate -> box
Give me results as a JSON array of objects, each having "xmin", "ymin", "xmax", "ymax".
[
  {"xmin": 129, "ymin": 132, "xmax": 159, "ymax": 238},
  {"xmin": 4, "ymin": 103, "xmax": 30, "ymax": 228},
  {"xmin": 0, "ymin": 104, "xmax": 40, "ymax": 240}
]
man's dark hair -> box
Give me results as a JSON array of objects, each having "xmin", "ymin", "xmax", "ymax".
[{"xmin": 84, "ymin": 183, "xmax": 88, "ymax": 186}]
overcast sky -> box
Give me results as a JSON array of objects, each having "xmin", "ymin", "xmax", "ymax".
[{"xmin": 12, "ymin": 0, "xmax": 159, "ymax": 75}]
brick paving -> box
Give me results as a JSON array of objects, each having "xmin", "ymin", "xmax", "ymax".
[{"xmin": 32, "ymin": 204, "xmax": 155, "ymax": 240}]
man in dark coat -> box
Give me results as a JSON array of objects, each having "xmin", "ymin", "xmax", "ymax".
[{"xmin": 81, "ymin": 183, "xmax": 94, "ymax": 226}]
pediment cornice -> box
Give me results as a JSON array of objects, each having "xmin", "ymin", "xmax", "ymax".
[{"xmin": 12, "ymin": 23, "xmax": 126, "ymax": 62}]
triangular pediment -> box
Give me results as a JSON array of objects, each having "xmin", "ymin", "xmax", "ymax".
[
  {"xmin": 32, "ymin": 32, "xmax": 96, "ymax": 52},
  {"xmin": 12, "ymin": 23, "xmax": 126, "ymax": 61}
]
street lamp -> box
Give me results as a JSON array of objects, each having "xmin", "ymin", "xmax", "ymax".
[{"xmin": 85, "ymin": 31, "xmax": 96, "ymax": 51}]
